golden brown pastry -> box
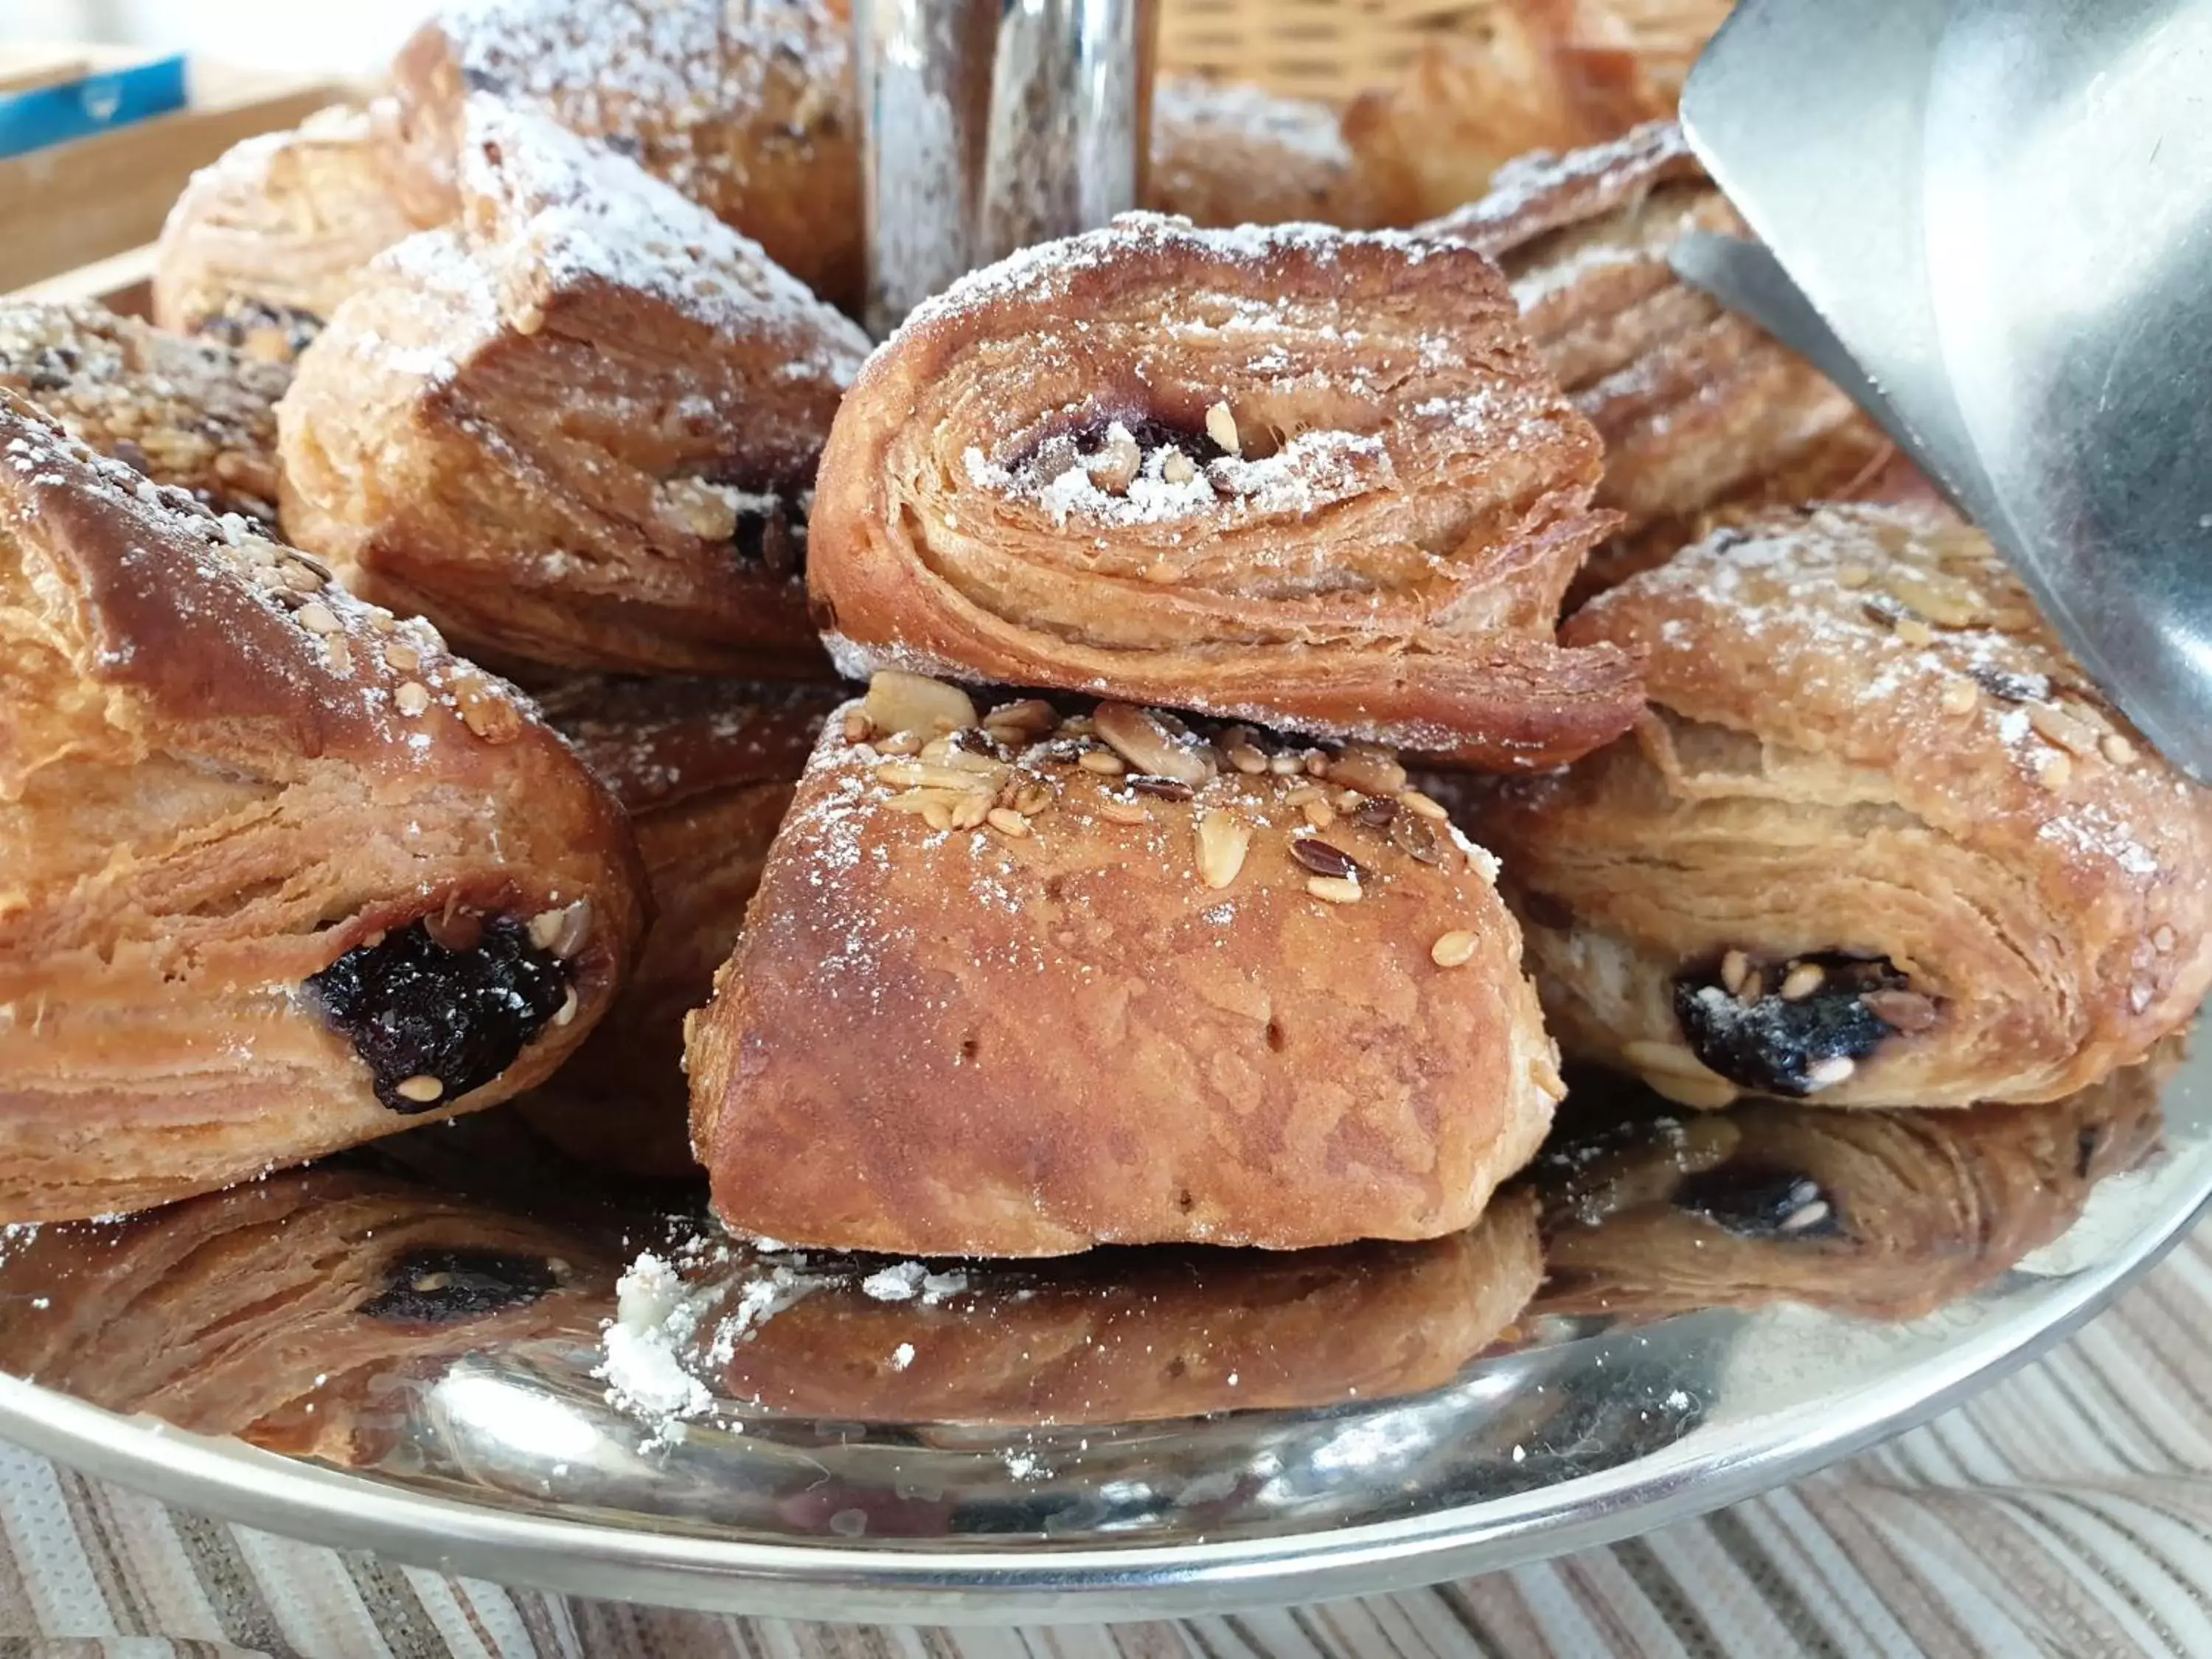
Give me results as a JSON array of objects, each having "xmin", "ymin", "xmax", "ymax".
[
  {"xmin": 0, "ymin": 300, "xmax": 290, "ymax": 528},
  {"xmin": 1146, "ymin": 76, "xmax": 1407, "ymax": 230},
  {"xmin": 277, "ymin": 96, "xmax": 870, "ymax": 678},
  {"xmin": 0, "ymin": 392, "xmax": 647, "ymax": 1221},
  {"xmin": 1474, "ymin": 505, "xmax": 2212, "ymax": 1110},
  {"xmin": 808, "ymin": 213, "xmax": 1643, "ymax": 772},
  {"xmin": 522, "ymin": 676, "xmax": 839, "ymax": 1178},
  {"xmin": 712, "ymin": 1192, "xmax": 1542, "ymax": 1423},
  {"xmin": 687, "ymin": 672, "xmax": 1565, "ymax": 1256},
  {"xmin": 1534, "ymin": 1054, "xmax": 2166, "ymax": 1322},
  {"xmin": 1422, "ymin": 121, "xmax": 1931, "ymax": 599},
  {"xmin": 1342, "ymin": 1, "xmax": 1672, "ymax": 224},
  {"xmin": 0, "ymin": 1164, "xmax": 615, "ymax": 1462},
  {"xmin": 150, "ymin": 102, "xmax": 418, "ymax": 364},
  {"xmin": 387, "ymin": 0, "xmax": 860, "ymax": 310}
]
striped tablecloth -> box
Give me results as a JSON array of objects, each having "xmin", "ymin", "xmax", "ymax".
[{"xmin": 2, "ymin": 1222, "xmax": 2208, "ymax": 1659}]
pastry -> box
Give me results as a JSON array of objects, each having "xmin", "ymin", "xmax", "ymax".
[
  {"xmin": 1424, "ymin": 121, "xmax": 1933, "ymax": 599},
  {"xmin": 0, "ymin": 392, "xmax": 647, "ymax": 1221},
  {"xmin": 0, "ymin": 299, "xmax": 290, "ymax": 528},
  {"xmin": 387, "ymin": 0, "xmax": 861, "ymax": 310},
  {"xmin": 1342, "ymin": 1, "xmax": 1672, "ymax": 225},
  {"xmin": 807, "ymin": 212, "xmax": 1644, "ymax": 772},
  {"xmin": 1472, "ymin": 505, "xmax": 2212, "ymax": 1110},
  {"xmin": 709, "ymin": 1192, "xmax": 1543, "ymax": 1423},
  {"xmin": 151, "ymin": 102, "xmax": 418, "ymax": 364},
  {"xmin": 686, "ymin": 672, "xmax": 1565, "ymax": 1257},
  {"xmin": 277, "ymin": 96, "xmax": 871, "ymax": 678},
  {"xmin": 1146, "ymin": 76, "xmax": 1407, "ymax": 231},
  {"xmin": 0, "ymin": 1164, "xmax": 615, "ymax": 1462},
  {"xmin": 1534, "ymin": 1054, "xmax": 2166, "ymax": 1322},
  {"xmin": 523, "ymin": 675, "xmax": 840, "ymax": 1178}
]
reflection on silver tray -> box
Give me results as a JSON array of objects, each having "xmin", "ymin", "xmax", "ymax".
[{"xmin": 0, "ymin": 1041, "xmax": 2202, "ymax": 1622}]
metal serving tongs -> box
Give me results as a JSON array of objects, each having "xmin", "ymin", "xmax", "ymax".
[{"xmin": 1675, "ymin": 0, "xmax": 2212, "ymax": 782}]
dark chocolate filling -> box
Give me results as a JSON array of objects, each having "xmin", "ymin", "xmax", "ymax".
[
  {"xmin": 1673, "ymin": 953, "xmax": 1907, "ymax": 1097},
  {"xmin": 1014, "ymin": 411, "xmax": 1231, "ymax": 476},
  {"xmin": 195, "ymin": 299, "xmax": 324, "ymax": 359},
  {"xmin": 306, "ymin": 917, "xmax": 571, "ymax": 1113},
  {"xmin": 356, "ymin": 1246, "xmax": 562, "ymax": 1324},
  {"xmin": 1672, "ymin": 1164, "xmax": 1844, "ymax": 1241}
]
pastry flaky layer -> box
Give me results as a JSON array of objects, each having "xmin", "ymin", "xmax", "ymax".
[
  {"xmin": 521, "ymin": 675, "xmax": 838, "ymax": 1179},
  {"xmin": 151, "ymin": 102, "xmax": 417, "ymax": 364},
  {"xmin": 686, "ymin": 672, "xmax": 1565, "ymax": 1257},
  {"xmin": 0, "ymin": 300, "xmax": 291, "ymax": 529},
  {"xmin": 1472, "ymin": 504, "xmax": 2212, "ymax": 1111},
  {"xmin": 810, "ymin": 212, "xmax": 1644, "ymax": 771},
  {"xmin": 0, "ymin": 392, "xmax": 647, "ymax": 1222},
  {"xmin": 387, "ymin": 0, "xmax": 860, "ymax": 310},
  {"xmin": 1146, "ymin": 77, "xmax": 1411, "ymax": 232},
  {"xmin": 276, "ymin": 95, "xmax": 871, "ymax": 679},
  {"xmin": 1425, "ymin": 122, "xmax": 1934, "ymax": 599}
]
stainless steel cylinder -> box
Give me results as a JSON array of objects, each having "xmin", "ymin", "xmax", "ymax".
[{"xmin": 855, "ymin": 0, "xmax": 1159, "ymax": 338}]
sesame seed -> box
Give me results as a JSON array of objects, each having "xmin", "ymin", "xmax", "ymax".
[
  {"xmin": 1099, "ymin": 797, "xmax": 1150, "ymax": 825},
  {"xmin": 1940, "ymin": 677, "xmax": 1980, "ymax": 714},
  {"xmin": 1777, "ymin": 1199, "xmax": 1832, "ymax": 1234},
  {"xmin": 1206, "ymin": 401, "xmax": 1241, "ymax": 456},
  {"xmin": 1228, "ymin": 745, "xmax": 1267, "ymax": 775},
  {"xmin": 384, "ymin": 641, "xmax": 422, "ymax": 675},
  {"xmin": 1306, "ymin": 875, "xmax": 1363, "ymax": 904},
  {"xmin": 987, "ymin": 807, "xmax": 1030, "ymax": 838},
  {"xmin": 1301, "ymin": 799, "xmax": 1335, "ymax": 829},
  {"xmin": 394, "ymin": 681, "xmax": 432, "ymax": 717},
  {"xmin": 1431, "ymin": 931, "xmax": 1478, "ymax": 967},
  {"xmin": 296, "ymin": 602, "xmax": 340, "ymax": 635},
  {"xmin": 1804, "ymin": 1055, "xmax": 1857, "ymax": 1089},
  {"xmin": 1398, "ymin": 789, "xmax": 1450, "ymax": 821},
  {"xmin": 949, "ymin": 793, "xmax": 990, "ymax": 830},
  {"xmin": 1195, "ymin": 810, "xmax": 1251, "ymax": 888},
  {"xmin": 2028, "ymin": 702, "xmax": 2100, "ymax": 757},
  {"xmin": 2155, "ymin": 925, "xmax": 2177, "ymax": 953},
  {"xmin": 1720, "ymin": 950, "xmax": 1750, "ymax": 995},
  {"xmin": 1078, "ymin": 750, "xmax": 1127, "ymax": 776},
  {"xmin": 394, "ymin": 1075, "xmax": 445, "ymax": 1105},
  {"xmin": 552, "ymin": 987, "xmax": 580, "ymax": 1028},
  {"xmin": 2102, "ymin": 732, "xmax": 2138, "ymax": 765},
  {"xmin": 1834, "ymin": 563, "xmax": 1873, "ymax": 589},
  {"xmin": 841, "ymin": 709, "xmax": 873, "ymax": 743},
  {"xmin": 324, "ymin": 636, "xmax": 352, "ymax": 676},
  {"xmin": 1779, "ymin": 962, "xmax": 1826, "ymax": 1001},
  {"xmin": 528, "ymin": 908, "xmax": 568, "ymax": 951},
  {"xmin": 1013, "ymin": 784, "xmax": 1053, "ymax": 815},
  {"xmin": 1894, "ymin": 616, "xmax": 1935, "ymax": 647},
  {"xmin": 1161, "ymin": 451, "xmax": 1197, "ymax": 485},
  {"xmin": 2037, "ymin": 751, "xmax": 2073, "ymax": 790},
  {"xmin": 1267, "ymin": 754, "xmax": 1304, "ymax": 776},
  {"xmin": 282, "ymin": 563, "xmax": 326, "ymax": 594}
]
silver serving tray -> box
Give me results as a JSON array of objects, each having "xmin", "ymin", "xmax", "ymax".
[{"xmin": 0, "ymin": 1038, "xmax": 2202, "ymax": 1626}]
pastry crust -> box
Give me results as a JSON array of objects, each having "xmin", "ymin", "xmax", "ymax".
[
  {"xmin": 0, "ymin": 300, "xmax": 291, "ymax": 528},
  {"xmin": 0, "ymin": 392, "xmax": 647, "ymax": 1220},
  {"xmin": 809, "ymin": 212, "xmax": 1643, "ymax": 771},
  {"xmin": 711, "ymin": 1192, "xmax": 1543, "ymax": 1422},
  {"xmin": 523, "ymin": 675, "xmax": 836, "ymax": 1178},
  {"xmin": 387, "ymin": 0, "xmax": 860, "ymax": 310},
  {"xmin": 1535, "ymin": 1054, "xmax": 2166, "ymax": 1322},
  {"xmin": 687, "ymin": 676, "xmax": 1564, "ymax": 1256},
  {"xmin": 1424, "ymin": 122, "xmax": 1931, "ymax": 599},
  {"xmin": 277, "ymin": 97, "xmax": 870, "ymax": 678},
  {"xmin": 151, "ymin": 103, "xmax": 417, "ymax": 362},
  {"xmin": 1473, "ymin": 505, "xmax": 2212, "ymax": 1109},
  {"xmin": 1146, "ymin": 77, "xmax": 1408, "ymax": 231}
]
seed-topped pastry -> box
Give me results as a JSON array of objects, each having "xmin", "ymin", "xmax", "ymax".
[
  {"xmin": 686, "ymin": 670, "xmax": 1564, "ymax": 1257},
  {"xmin": 522, "ymin": 675, "xmax": 840, "ymax": 1178},
  {"xmin": 277, "ymin": 96, "xmax": 871, "ymax": 678},
  {"xmin": 1472, "ymin": 504, "xmax": 2212, "ymax": 1110},
  {"xmin": 0, "ymin": 392, "xmax": 646, "ymax": 1221},
  {"xmin": 0, "ymin": 300, "xmax": 291, "ymax": 528},
  {"xmin": 1423, "ymin": 122, "xmax": 1935, "ymax": 599},
  {"xmin": 808, "ymin": 212, "xmax": 1644, "ymax": 771},
  {"xmin": 152, "ymin": 102, "xmax": 417, "ymax": 364},
  {"xmin": 386, "ymin": 0, "xmax": 860, "ymax": 308}
]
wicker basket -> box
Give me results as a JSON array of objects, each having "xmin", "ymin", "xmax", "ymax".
[{"xmin": 1156, "ymin": 0, "xmax": 1730, "ymax": 105}]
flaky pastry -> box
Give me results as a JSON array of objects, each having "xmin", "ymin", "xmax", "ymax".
[{"xmin": 1146, "ymin": 77, "xmax": 1408, "ymax": 231}]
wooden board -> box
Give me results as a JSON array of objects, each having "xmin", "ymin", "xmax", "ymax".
[{"xmin": 0, "ymin": 63, "xmax": 344, "ymax": 293}]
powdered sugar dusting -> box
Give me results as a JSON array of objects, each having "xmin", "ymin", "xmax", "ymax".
[
  {"xmin": 1419, "ymin": 120, "xmax": 1696, "ymax": 256},
  {"xmin": 1152, "ymin": 77, "xmax": 1352, "ymax": 170},
  {"xmin": 965, "ymin": 425, "xmax": 1391, "ymax": 528}
]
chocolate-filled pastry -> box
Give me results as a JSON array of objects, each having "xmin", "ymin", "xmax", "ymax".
[
  {"xmin": 1146, "ymin": 77, "xmax": 1408, "ymax": 231},
  {"xmin": 1423, "ymin": 122, "xmax": 1931, "ymax": 599},
  {"xmin": 1342, "ymin": 8, "xmax": 1670, "ymax": 226},
  {"xmin": 809, "ymin": 213, "xmax": 1643, "ymax": 771},
  {"xmin": 0, "ymin": 1166, "xmax": 615, "ymax": 1463},
  {"xmin": 388, "ymin": 0, "xmax": 860, "ymax": 310},
  {"xmin": 277, "ymin": 97, "xmax": 870, "ymax": 678},
  {"xmin": 709, "ymin": 1192, "xmax": 1542, "ymax": 1423},
  {"xmin": 1534, "ymin": 1054, "xmax": 2166, "ymax": 1323},
  {"xmin": 523, "ymin": 676, "xmax": 839, "ymax": 1178},
  {"xmin": 151, "ymin": 103, "xmax": 417, "ymax": 363},
  {"xmin": 687, "ymin": 672, "xmax": 1565, "ymax": 1256},
  {"xmin": 0, "ymin": 300, "xmax": 290, "ymax": 528},
  {"xmin": 1474, "ymin": 505, "xmax": 2212, "ymax": 1110},
  {"xmin": 0, "ymin": 394, "xmax": 647, "ymax": 1220}
]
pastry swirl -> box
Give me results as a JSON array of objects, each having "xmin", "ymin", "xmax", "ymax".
[
  {"xmin": 687, "ymin": 672, "xmax": 1563, "ymax": 1256},
  {"xmin": 1473, "ymin": 505, "xmax": 2212, "ymax": 1109},
  {"xmin": 0, "ymin": 393, "xmax": 647, "ymax": 1220},
  {"xmin": 809, "ymin": 213, "xmax": 1643, "ymax": 771},
  {"xmin": 277, "ymin": 97, "xmax": 870, "ymax": 678}
]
